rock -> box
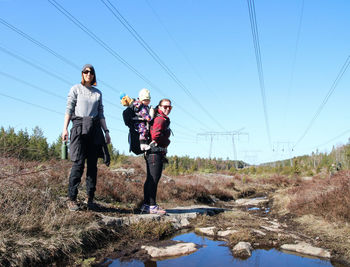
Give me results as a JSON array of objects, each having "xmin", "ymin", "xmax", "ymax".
[
  {"xmin": 281, "ymin": 242, "xmax": 331, "ymax": 258},
  {"xmin": 252, "ymin": 229, "xmax": 266, "ymax": 236},
  {"xmin": 232, "ymin": 242, "xmax": 252, "ymax": 258},
  {"xmin": 217, "ymin": 229, "xmax": 238, "ymax": 237},
  {"xmin": 235, "ymin": 198, "xmax": 268, "ymax": 206},
  {"xmin": 260, "ymin": 225, "xmax": 281, "ymax": 232},
  {"xmin": 195, "ymin": 227, "xmax": 216, "ymax": 236},
  {"xmin": 111, "ymin": 168, "xmax": 135, "ymax": 176},
  {"xmin": 141, "ymin": 241, "xmax": 198, "ymax": 258}
]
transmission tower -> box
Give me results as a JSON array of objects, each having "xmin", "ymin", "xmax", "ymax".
[{"xmin": 197, "ymin": 129, "xmax": 248, "ymax": 168}]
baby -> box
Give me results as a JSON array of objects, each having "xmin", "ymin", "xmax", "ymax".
[{"xmin": 121, "ymin": 88, "xmax": 153, "ymax": 151}]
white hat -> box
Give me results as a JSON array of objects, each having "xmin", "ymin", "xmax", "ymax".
[{"xmin": 139, "ymin": 88, "xmax": 151, "ymax": 101}]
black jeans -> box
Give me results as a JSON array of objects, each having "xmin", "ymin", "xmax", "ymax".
[
  {"xmin": 144, "ymin": 153, "xmax": 164, "ymax": 206},
  {"xmin": 68, "ymin": 141, "xmax": 98, "ymax": 201}
]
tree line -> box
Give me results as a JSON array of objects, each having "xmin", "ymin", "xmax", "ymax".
[{"xmin": 1, "ymin": 126, "xmax": 349, "ymax": 177}]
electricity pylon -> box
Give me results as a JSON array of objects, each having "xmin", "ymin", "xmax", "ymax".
[{"xmin": 197, "ymin": 128, "xmax": 248, "ymax": 168}]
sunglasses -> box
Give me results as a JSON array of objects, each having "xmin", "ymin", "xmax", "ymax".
[
  {"xmin": 82, "ymin": 70, "xmax": 94, "ymax": 75},
  {"xmin": 161, "ymin": 105, "xmax": 172, "ymax": 109}
]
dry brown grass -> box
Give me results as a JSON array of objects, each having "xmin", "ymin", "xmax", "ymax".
[
  {"xmin": 0, "ymin": 156, "xmax": 246, "ymax": 265},
  {"xmin": 287, "ymin": 171, "xmax": 350, "ymax": 222}
]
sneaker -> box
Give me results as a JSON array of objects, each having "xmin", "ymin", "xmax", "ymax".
[
  {"xmin": 149, "ymin": 205, "xmax": 166, "ymax": 215},
  {"xmin": 140, "ymin": 204, "xmax": 150, "ymax": 214},
  {"xmin": 140, "ymin": 144, "xmax": 150, "ymax": 151},
  {"xmin": 67, "ymin": 200, "xmax": 79, "ymax": 211}
]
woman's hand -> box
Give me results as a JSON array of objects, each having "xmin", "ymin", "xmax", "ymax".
[
  {"xmin": 62, "ymin": 129, "xmax": 68, "ymax": 141},
  {"xmin": 105, "ymin": 132, "xmax": 111, "ymax": 144}
]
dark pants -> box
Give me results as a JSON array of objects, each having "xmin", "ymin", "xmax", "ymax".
[
  {"xmin": 68, "ymin": 140, "xmax": 98, "ymax": 201},
  {"xmin": 144, "ymin": 153, "xmax": 164, "ymax": 206}
]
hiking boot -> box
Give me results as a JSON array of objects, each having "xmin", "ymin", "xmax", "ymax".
[
  {"xmin": 149, "ymin": 205, "xmax": 166, "ymax": 215},
  {"xmin": 67, "ymin": 200, "xmax": 79, "ymax": 211},
  {"xmin": 85, "ymin": 198, "xmax": 98, "ymax": 211}
]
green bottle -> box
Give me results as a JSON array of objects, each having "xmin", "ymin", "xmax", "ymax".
[{"xmin": 61, "ymin": 141, "xmax": 68, "ymax": 160}]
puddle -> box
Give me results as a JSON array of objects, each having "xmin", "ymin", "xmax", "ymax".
[
  {"xmin": 247, "ymin": 206, "xmax": 270, "ymax": 213},
  {"xmin": 104, "ymin": 232, "xmax": 335, "ymax": 267}
]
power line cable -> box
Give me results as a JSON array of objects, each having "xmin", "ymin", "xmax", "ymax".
[
  {"xmin": 293, "ymin": 56, "xmax": 350, "ymax": 149},
  {"xmin": 47, "ymin": 0, "xmax": 212, "ymax": 131},
  {"xmin": 145, "ymin": 0, "xmax": 212, "ymax": 93},
  {"xmin": 283, "ymin": 0, "xmax": 305, "ymax": 126},
  {"xmin": 100, "ymin": 0, "xmax": 225, "ymax": 130},
  {"xmin": 0, "ymin": 71, "xmax": 65, "ymax": 100},
  {"xmin": 0, "ymin": 71, "xmax": 121, "ymax": 121},
  {"xmin": 0, "ymin": 45, "xmax": 121, "ymax": 110},
  {"xmin": 310, "ymin": 128, "xmax": 350, "ymax": 151},
  {"xmin": 0, "ymin": 16, "xmax": 119, "ymax": 95},
  {"xmin": 246, "ymin": 0, "xmax": 272, "ymax": 148},
  {"xmin": 0, "ymin": 92, "xmax": 63, "ymax": 115}
]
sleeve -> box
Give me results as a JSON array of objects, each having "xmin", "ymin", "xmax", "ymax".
[
  {"xmin": 65, "ymin": 85, "xmax": 77, "ymax": 115},
  {"xmin": 98, "ymin": 91, "xmax": 105, "ymax": 119},
  {"xmin": 139, "ymin": 106, "xmax": 151, "ymax": 121},
  {"xmin": 151, "ymin": 117, "xmax": 170, "ymax": 147}
]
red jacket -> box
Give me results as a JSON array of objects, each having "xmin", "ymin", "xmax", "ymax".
[{"xmin": 150, "ymin": 110, "xmax": 171, "ymax": 148}]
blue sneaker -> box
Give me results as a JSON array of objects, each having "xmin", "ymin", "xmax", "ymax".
[{"xmin": 149, "ymin": 205, "xmax": 166, "ymax": 215}]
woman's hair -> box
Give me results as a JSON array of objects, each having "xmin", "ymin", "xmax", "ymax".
[
  {"xmin": 154, "ymin": 98, "xmax": 171, "ymax": 116},
  {"xmin": 81, "ymin": 65, "xmax": 97, "ymax": 86},
  {"xmin": 159, "ymin": 98, "xmax": 171, "ymax": 106}
]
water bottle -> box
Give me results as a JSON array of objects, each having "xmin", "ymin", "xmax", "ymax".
[{"xmin": 61, "ymin": 141, "xmax": 68, "ymax": 160}]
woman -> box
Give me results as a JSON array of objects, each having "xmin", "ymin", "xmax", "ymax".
[
  {"xmin": 62, "ymin": 64, "xmax": 111, "ymax": 211},
  {"xmin": 141, "ymin": 98, "xmax": 172, "ymax": 215}
]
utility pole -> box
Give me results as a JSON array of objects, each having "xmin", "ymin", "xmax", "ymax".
[{"xmin": 197, "ymin": 129, "xmax": 248, "ymax": 168}]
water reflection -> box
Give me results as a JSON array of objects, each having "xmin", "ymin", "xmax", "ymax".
[{"xmin": 106, "ymin": 232, "xmax": 333, "ymax": 267}]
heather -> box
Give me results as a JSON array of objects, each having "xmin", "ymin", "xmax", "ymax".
[{"xmin": 2, "ymin": 126, "xmax": 350, "ymax": 264}]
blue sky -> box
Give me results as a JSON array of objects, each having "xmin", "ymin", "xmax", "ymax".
[{"xmin": 1, "ymin": 0, "xmax": 350, "ymax": 164}]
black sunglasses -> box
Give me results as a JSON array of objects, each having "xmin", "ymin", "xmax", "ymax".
[
  {"xmin": 82, "ymin": 70, "xmax": 94, "ymax": 74},
  {"xmin": 161, "ymin": 105, "xmax": 172, "ymax": 109}
]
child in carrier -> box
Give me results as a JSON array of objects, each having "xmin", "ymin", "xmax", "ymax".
[{"xmin": 120, "ymin": 88, "xmax": 153, "ymax": 151}]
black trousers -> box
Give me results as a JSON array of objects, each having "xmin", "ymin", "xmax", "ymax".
[
  {"xmin": 144, "ymin": 153, "xmax": 164, "ymax": 206},
  {"xmin": 68, "ymin": 140, "xmax": 98, "ymax": 201}
]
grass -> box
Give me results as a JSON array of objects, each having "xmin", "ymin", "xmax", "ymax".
[
  {"xmin": 287, "ymin": 171, "xmax": 350, "ymax": 222},
  {"xmin": 2, "ymin": 155, "xmax": 350, "ymax": 265}
]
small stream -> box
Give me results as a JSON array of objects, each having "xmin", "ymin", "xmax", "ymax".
[{"xmin": 104, "ymin": 232, "xmax": 334, "ymax": 267}]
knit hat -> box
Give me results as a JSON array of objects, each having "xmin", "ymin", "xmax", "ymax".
[
  {"xmin": 139, "ymin": 88, "xmax": 151, "ymax": 101},
  {"xmin": 81, "ymin": 64, "xmax": 97, "ymax": 86}
]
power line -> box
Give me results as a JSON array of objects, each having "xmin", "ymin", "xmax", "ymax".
[
  {"xmin": 0, "ymin": 45, "xmax": 122, "ymax": 110},
  {"xmin": 293, "ymin": 55, "xmax": 350, "ymax": 149},
  {"xmin": 145, "ymin": 0, "xmax": 212, "ymax": 94},
  {"xmin": 47, "ymin": 0, "xmax": 212, "ymax": 131},
  {"xmin": 100, "ymin": 0, "xmax": 226, "ymax": 130},
  {"xmin": 0, "ymin": 92, "xmax": 63, "ymax": 115},
  {"xmin": 310, "ymin": 128, "xmax": 350, "ymax": 151},
  {"xmin": 0, "ymin": 71, "xmax": 65, "ymax": 100},
  {"xmin": 246, "ymin": 0, "xmax": 272, "ymax": 148},
  {"xmin": 283, "ymin": 0, "xmax": 305, "ymax": 126},
  {"xmin": 0, "ymin": 16, "xmax": 119, "ymax": 95}
]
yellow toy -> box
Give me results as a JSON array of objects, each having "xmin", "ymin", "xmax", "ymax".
[{"xmin": 120, "ymin": 92, "xmax": 134, "ymax": 106}]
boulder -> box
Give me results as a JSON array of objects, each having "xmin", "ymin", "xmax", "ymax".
[
  {"xmin": 232, "ymin": 242, "xmax": 252, "ymax": 258},
  {"xmin": 281, "ymin": 242, "xmax": 331, "ymax": 258},
  {"xmin": 141, "ymin": 241, "xmax": 198, "ymax": 258},
  {"xmin": 195, "ymin": 226, "xmax": 216, "ymax": 236},
  {"xmin": 217, "ymin": 229, "xmax": 238, "ymax": 237},
  {"xmin": 235, "ymin": 198, "xmax": 268, "ymax": 206}
]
